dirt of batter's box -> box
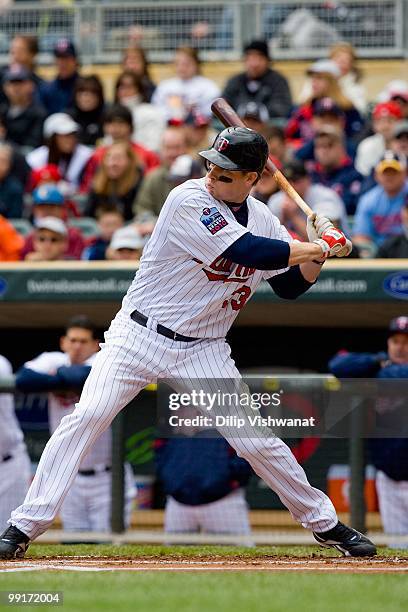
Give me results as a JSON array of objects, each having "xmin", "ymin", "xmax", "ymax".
[{"xmin": 1, "ymin": 555, "xmax": 407, "ymax": 573}]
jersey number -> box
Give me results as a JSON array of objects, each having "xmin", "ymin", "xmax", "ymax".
[{"xmin": 222, "ymin": 285, "xmax": 251, "ymax": 311}]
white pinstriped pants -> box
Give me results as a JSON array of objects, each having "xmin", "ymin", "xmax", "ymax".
[
  {"xmin": 165, "ymin": 489, "xmax": 251, "ymax": 537},
  {"xmin": 11, "ymin": 310, "xmax": 337, "ymax": 540},
  {"xmin": 59, "ymin": 463, "xmax": 135, "ymax": 532},
  {"xmin": 0, "ymin": 447, "xmax": 31, "ymax": 530},
  {"xmin": 376, "ymin": 471, "xmax": 408, "ymax": 547}
]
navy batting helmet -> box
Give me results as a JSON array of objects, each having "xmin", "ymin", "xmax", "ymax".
[{"xmin": 199, "ymin": 127, "xmax": 269, "ymax": 175}]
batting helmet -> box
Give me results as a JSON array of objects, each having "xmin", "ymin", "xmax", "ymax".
[{"xmin": 199, "ymin": 127, "xmax": 269, "ymax": 174}]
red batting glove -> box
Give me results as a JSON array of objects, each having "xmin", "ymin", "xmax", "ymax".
[{"xmin": 313, "ymin": 227, "xmax": 350, "ymax": 258}]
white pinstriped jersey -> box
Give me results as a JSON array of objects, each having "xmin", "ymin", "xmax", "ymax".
[
  {"xmin": 0, "ymin": 355, "xmax": 26, "ymax": 456},
  {"xmin": 23, "ymin": 352, "xmax": 112, "ymax": 471},
  {"xmin": 123, "ymin": 178, "xmax": 292, "ymax": 338}
]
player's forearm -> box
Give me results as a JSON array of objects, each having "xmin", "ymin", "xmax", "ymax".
[{"xmin": 288, "ymin": 241, "xmax": 324, "ymax": 266}]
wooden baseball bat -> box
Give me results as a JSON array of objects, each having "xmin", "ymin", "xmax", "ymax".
[{"xmin": 211, "ymin": 97, "xmax": 313, "ymax": 216}]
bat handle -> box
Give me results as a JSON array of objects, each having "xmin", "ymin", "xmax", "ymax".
[{"xmin": 271, "ymin": 168, "xmax": 313, "ymax": 217}]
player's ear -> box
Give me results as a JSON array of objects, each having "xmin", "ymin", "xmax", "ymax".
[
  {"xmin": 60, "ymin": 336, "xmax": 67, "ymax": 352},
  {"xmin": 246, "ymin": 171, "xmax": 258, "ymax": 186}
]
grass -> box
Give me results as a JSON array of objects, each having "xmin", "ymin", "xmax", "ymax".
[
  {"xmin": 0, "ymin": 572, "xmax": 407, "ymax": 612},
  {"xmin": 0, "ymin": 545, "xmax": 407, "ymax": 612}
]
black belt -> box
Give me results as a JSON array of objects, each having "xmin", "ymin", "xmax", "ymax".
[
  {"xmin": 1, "ymin": 454, "xmax": 12, "ymax": 463},
  {"xmin": 131, "ymin": 310, "xmax": 199, "ymax": 342},
  {"xmin": 78, "ymin": 466, "xmax": 111, "ymax": 476}
]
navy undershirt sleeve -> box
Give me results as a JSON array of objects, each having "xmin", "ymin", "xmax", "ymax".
[
  {"xmin": 267, "ymin": 265, "xmax": 314, "ymax": 300},
  {"xmin": 222, "ymin": 232, "xmax": 290, "ymax": 270}
]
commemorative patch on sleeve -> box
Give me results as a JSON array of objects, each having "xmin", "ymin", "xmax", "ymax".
[{"xmin": 200, "ymin": 207, "xmax": 228, "ymax": 235}]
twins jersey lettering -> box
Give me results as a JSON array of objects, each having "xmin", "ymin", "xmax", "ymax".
[{"xmin": 123, "ymin": 178, "xmax": 292, "ymax": 338}]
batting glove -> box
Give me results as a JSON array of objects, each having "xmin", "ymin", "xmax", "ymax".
[
  {"xmin": 306, "ymin": 213, "xmax": 335, "ymax": 242},
  {"xmin": 313, "ymin": 227, "xmax": 352, "ymax": 258}
]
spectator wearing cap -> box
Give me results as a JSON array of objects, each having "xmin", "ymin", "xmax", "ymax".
[
  {"xmin": 295, "ymin": 97, "xmax": 356, "ymax": 162},
  {"xmin": 80, "ymin": 105, "xmax": 160, "ymax": 193},
  {"xmin": 309, "ymin": 126, "xmax": 363, "ymax": 214},
  {"xmin": 25, "ymin": 217, "xmax": 69, "ymax": 262},
  {"xmin": 66, "ymin": 75, "xmax": 106, "ymax": 147},
  {"xmin": 353, "ymin": 151, "xmax": 408, "ymax": 256},
  {"xmin": 22, "ymin": 184, "xmax": 85, "ymax": 260},
  {"xmin": 183, "ymin": 108, "xmax": 214, "ymax": 161},
  {"xmin": 82, "ymin": 207, "xmax": 124, "ymax": 261},
  {"xmin": 355, "ymin": 102, "xmax": 403, "ymax": 177},
  {"xmin": 151, "ymin": 47, "xmax": 220, "ymax": 124},
  {"xmin": 378, "ymin": 80, "xmax": 408, "ymax": 120},
  {"xmin": 329, "ymin": 316, "xmax": 408, "ymax": 547},
  {"xmin": 237, "ymin": 101, "xmax": 270, "ymax": 136},
  {"xmin": 0, "ymin": 35, "xmax": 44, "ymax": 105},
  {"xmin": 222, "ymin": 40, "xmax": 292, "ymax": 122},
  {"xmin": 26, "ymin": 113, "xmax": 93, "ymax": 190},
  {"xmin": 40, "ymin": 39, "xmax": 80, "ymax": 115},
  {"xmin": 286, "ymin": 59, "xmax": 363, "ymax": 146},
  {"xmin": 268, "ymin": 159, "xmax": 348, "ymax": 240},
  {"xmin": 114, "ymin": 70, "xmax": 166, "ymax": 152},
  {"xmin": 133, "ymin": 126, "xmax": 188, "ymax": 226},
  {"xmin": 0, "ymin": 64, "xmax": 46, "ymax": 151},
  {"xmin": 391, "ymin": 121, "xmax": 408, "ymax": 159},
  {"xmin": 106, "ymin": 225, "xmax": 145, "ymax": 261},
  {"xmin": 0, "ymin": 143, "xmax": 24, "ymax": 218},
  {"xmin": 0, "ymin": 214, "xmax": 24, "ymax": 261},
  {"xmin": 85, "ymin": 141, "xmax": 144, "ymax": 221},
  {"xmin": 376, "ymin": 197, "xmax": 408, "ymax": 259}
]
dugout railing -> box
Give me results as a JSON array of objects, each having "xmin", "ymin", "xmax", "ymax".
[{"xmin": 0, "ymin": 1, "xmax": 407, "ymax": 65}]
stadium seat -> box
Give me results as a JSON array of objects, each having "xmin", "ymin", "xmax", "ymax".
[
  {"xmin": 9, "ymin": 218, "xmax": 33, "ymax": 236},
  {"xmin": 68, "ymin": 217, "xmax": 99, "ymax": 238}
]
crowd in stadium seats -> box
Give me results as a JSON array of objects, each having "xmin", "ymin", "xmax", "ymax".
[{"xmin": 0, "ymin": 35, "xmax": 408, "ymax": 262}]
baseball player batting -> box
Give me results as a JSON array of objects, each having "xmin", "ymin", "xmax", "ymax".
[{"xmin": 0, "ymin": 126, "xmax": 376, "ymax": 558}]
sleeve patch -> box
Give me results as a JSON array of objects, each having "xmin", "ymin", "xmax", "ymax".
[{"xmin": 200, "ymin": 206, "xmax": 228, "ymax": 235}]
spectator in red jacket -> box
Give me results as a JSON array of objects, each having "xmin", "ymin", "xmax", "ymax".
[{"xmin": 80, "ymin": 104, "xmax": 160, "ymax": 193}]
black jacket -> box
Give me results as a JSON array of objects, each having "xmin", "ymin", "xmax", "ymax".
[
  {"xmin": 0, "ymin": 102, "xmax": 47, "ymax": 149},
  {"xmin": 222, "ymin": 68, "xmax": 292, "ymax": 119},
  {"xmin": 67, "ymin": 105, "xmax": 105, "ymax": 147}
]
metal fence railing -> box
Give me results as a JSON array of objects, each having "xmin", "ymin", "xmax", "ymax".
[{"xmin": 0, "ymin": 1, "xmax": 407, "ymax": 64}]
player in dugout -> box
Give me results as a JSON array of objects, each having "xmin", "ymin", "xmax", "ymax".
[{"xmin": 0, "ymin": 127, "xmax": 376, "ymax": 559}]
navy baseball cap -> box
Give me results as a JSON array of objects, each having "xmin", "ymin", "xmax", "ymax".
[
  {"xmin": 313, "ymin": 97, "xmax": 345, "ymax": 118},
  {"xmin": 54, "ymin": 39, "xmax": 77, "ymax": 58},
  {"xmin": 3, "ymin": 64, "xmax": 32, "ymax": 82},
  {"xmin": 389, "ymin": 316, "xmax": 408, "ymax": 335},
  {"xmin": 237, "ymin": 101, "xmax": 270, "ymax": 123},
  {"xmin": 282, "ymin": 160, "xmax": 308, "ymax": 182}
]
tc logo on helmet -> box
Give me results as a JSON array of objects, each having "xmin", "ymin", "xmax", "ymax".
[{"xmin": 215, "ymin": 137, "xmax": 229, "ymax": 152}]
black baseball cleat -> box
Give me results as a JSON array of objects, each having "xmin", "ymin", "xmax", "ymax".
[
  {"xmin": 313, "ymin": 521, "xmax": 377, "ymax": 557},
  {"xmin": 0, "ymin": 526, "xmax": 30, "ymax": 559}
]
